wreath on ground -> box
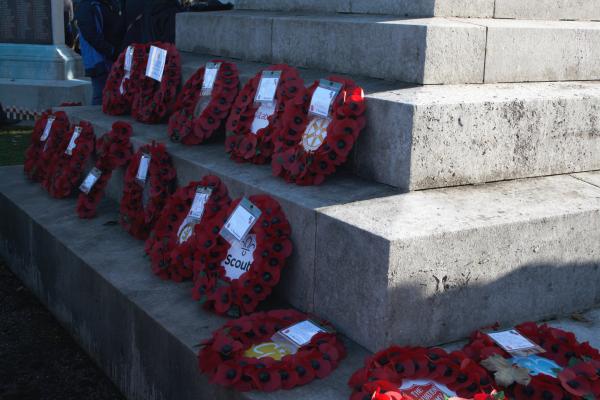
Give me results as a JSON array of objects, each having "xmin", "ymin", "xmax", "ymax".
[
  {"xmin": 132, "ymin": 42, "xmax": 181, "ymax": 124},
  {"xmin": 463, "ymin": 322, "xmax": 600, "ymax": 400},
  {"xmin": 272, "ymin": 76, "xmax": 366, "ymax": 186},
  {"xmin": 168, "ymin": 60, "xmax": 240, "ymax": 145},
  {"xmin": 191, "ymin": 195, "xmax": 293, "ymax": 317},
  {"xmin": 145, "ymin": 176, "xmax": 231, "ymax": 282},
  {"xmin": 46, "ymin": 121, "xmax": 96, "ymax": 199},
  {"xmin": 76, "ymin": 121, "xmax": 133, "ymax": 219},
  {"xmin": 225, "ymin": 64, "xmax": 303, "ymax": 165},
  {"xmin": 24, "ymin": 111, "xmax": 70, "ymax": 183},
  {"xmin": 119, "ymin": 142, "xmax": 177, "ymax": 240},
  {"xmin": 348, "ymin": 346, "xmax": 495, "ymax": 400},
  {"xmin": 198, "ymin": 309, "xmax": 345, "ymax": 392},
  {"xmin": 103, "ymin": 43, "xmax": 149, "ymax": 115}
]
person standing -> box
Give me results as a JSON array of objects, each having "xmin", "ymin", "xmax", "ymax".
[{"xmin": 75, "ymin": 0, "xmax": 124, "ymax": 105}]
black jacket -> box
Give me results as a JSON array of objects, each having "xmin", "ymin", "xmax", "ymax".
[{"xmin": 75, "ymin": 0, "xmax": 124, "ymax": 65}]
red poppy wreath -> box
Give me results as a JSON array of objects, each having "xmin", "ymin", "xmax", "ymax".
[
  {"xmin": 225, "ymin": 64, "xmax": 303, "ymax": 164},
  {"xmin": 46, "ymin": 121, "xmax": 96, "ymax": 199},
  {"xmin": 145, "ymin": 176, "xmax": 231, "ymax": 282},
  {"xmin": 76, "ymin": 121, "xmax": 133, "ymax": 219},
  {"xmin": 168, "ymin": 60, "xmax": 240, "ymax": 145},
  {"xmin": 103, "ymin": 43, "xmax": 149, "ymax": 115},
  {"xmin": 191, "ymin": 195, "xmax": 292, "ymax": 318},
  {"xmin": 132, "ymin": 42, "xmax": 181, "ymax": 124},
  {"xmin": 24, "ymin": 111, "xmax": 70, "ymax": 183},
  {"xmin": 272, "ymin": 76, "xmax": 366, "ymax": 186},
  {"xmin": 348, "ymin": 346, "xmax": 495, "ymax": 400},
  {"xmin": 463, "ymin": 322, "xmax": 600, "ymax": 400},
  {"xmin": 119, "ymin": 142, "xmax": 177, "ymax": 240},
  {"xmin": 198, "ymin": 309, "xmax": 346, "ymax": 392}
]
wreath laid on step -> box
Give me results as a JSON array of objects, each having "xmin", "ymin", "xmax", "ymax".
[
  {"xmin": 24, "ymin": 111, "xmax": 70, "ymax": 183},
  {"xmin": 76, "ymin": 121, "xmax": 133, "ymax": 219},
  {"xmin": 145, "ymin": 176, "xmax": 231, "ymax": 281},
  {"xmin": 191, "ymin": 195, "xmax": 292, "ymax": 317},
  {"xmin": 348, "ymin": 346, "xmax": 495, "ymax": 400},
  {"xmin": 132, "ymin": 42, "xmax": 181, "ymax": 124},
  {"xmin": 198, "ymin": 309, "xmax": 345, "ymax": 392},
  {"xmin": 168, "ymin": 60, "xmax": 240, "ymax": 145},
  {"xmin": 463, "ymin": 322, "xmax": 600, "ymax": 400},
  {"xmin": 119, "ymin": 142, "xmax": 177, "ymax": 240},
  {"xmin": 103, "ymin": 43, "xmax": 149, "ymax": 115},
  {"xmin": 272, "ymin": 76, "xmax": 366, "ymax": 186},
  {"xmin": 46, "ymin": 121, "xmax": 96, "ymax": 199},
  {"xmin": 225, "ymin": 64, "xmax": 303, "ymax": 164}
]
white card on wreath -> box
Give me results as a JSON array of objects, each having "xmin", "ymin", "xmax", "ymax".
[
  {"xmin": 250, "ymin": 101, "xmax": 277, "ymax": 134},
  {"xmin": 136, "ymin": 153, "xmax": 151, "ymax": 183},
  {"xmin": 201, "ymin": 62, "xmax": 221, "ymax": 96},
  {"xmin": 221, "ymin": 234, "xmax": 256, "ymax": 280},
  {"xmin": 65, "ymin": 126, "xmax": 82, "ymax": 155},
  {"xmin": 189, "ymin": 188, "xmax": 212, "ymax": 220},
  {"xmin": 146, "ymin": 45, "xmax": 167, "ymax": 82},
  {"xmin": 124, "ymin": 46, "xmax": 134, "ymax": 72},
  {"xmin": 487, "ymin": 329, "xmax": 545, "ymax": 357},
  {"xmin": 279, "ymin": 320, "xmax": 325, "ymax": 347},
  {"xmin": 220, "ymin": 198, "xmax": 261, "ymax": 243},
  {"xmin": 40, "ymin": 117, "xmax": 56, "ymax": 141},
  {"xmin": 255, "ymin": 71, "xmax": 281, "ymax": 103},
  {"xmin": 79, "ymin": 168, "xmax": 101, "ymax": 194}
]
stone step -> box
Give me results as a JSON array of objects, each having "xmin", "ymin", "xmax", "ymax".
[
  {"xmin": 181, "ymin": 52, "xmax": 600, "ymax": 191},
  {"xmin": 234, "ymin": 0, "xmax": 600, "ymax": 21},
  {"xmin": 176, "ymin": 11, "xmax": 600, "ymax": 84},
  {"xmin": 3, "ymin": 164, "xmax": 600, "ymax": 399},
  {"xmin": 60, "ymin": 106, "xmax": 600, "ymax": 352}
]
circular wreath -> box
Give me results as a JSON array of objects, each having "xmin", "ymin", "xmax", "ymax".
[
  {"xmin": 119, "ymin": 142, "xmax": 177, "ymax": 240},
  {"xmin": 463, "ymin": 322, "xmax": 600, "ymax": 400},
  {"xmin": 225, "ymin": 64, "xmax": 303, "ymax": 165},
  {"xmin": 191, "ymin": 195, "xmax": 293, "ymax": 317},
  {"xmin": 76, "ymin": 121, "xmax": 133, "ymax": 219},
  {"xmin": 131, "ymin": 42, "xmax": 181, "ymax": 124},
  {"xmin": 168, "ymin": 60, "xmax": 240, "ymax": 145},
  {"xmin": 145, "ymin": 176, "xmax": 231, "ymax": 282},
  {"xmin": 103, "ymin": 43, "xmax": 149, "ymax": 115},
  {"xmin": 272, "ymin": 76, "xmax": 366, "ymax": 186},
  {"xmin": 24, "ymin": 111, "xmax": 70, "ymax": 183},
  {"xmin": 348, "ymin": 346, "xmax": 495, "ymax": 400},
  {"xmin": 46, "ymin": 121, "xmax": 96, "ymax": 199},
  {"xmin": 198, "ymin": 309, "xmax": 346, "ymax": 392}
]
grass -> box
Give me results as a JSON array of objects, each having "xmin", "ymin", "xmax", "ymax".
[{"xmin": 0, "ymin": 125, "xmax": 32, "ymax": 166}]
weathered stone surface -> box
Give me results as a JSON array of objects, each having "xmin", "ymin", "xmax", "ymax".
[
  {"xmin": 574, "ymin": 171, "xmax": 600, "ymax": 188},
  {"xmin": 0, "ymin": 78, "xmax": 91, "ymax": 112},
  {"xmin": 494, "ymin": 0, "xmax": 600, "ymax": 21},
  {"xmin": 0, "ymin": 44, "xmax": 84, "ymax": 80}
]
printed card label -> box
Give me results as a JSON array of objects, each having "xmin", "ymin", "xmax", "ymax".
[
  {"xmin": 302, "ymin": 117, "xmax": 331, "ymax": 152},
  {"xmin": 279, "ymin": 320, "xmax": 325, "ymax": 348},
  {"xmin": 309, "ymin": 79, "xmax": 343, "ymax": 118},
  {"xmin": 146, "ymin": 45, "xmax": 167, "ymax": 82},
  {"xmin": 250, "ymin": 101, "xmax": 277, "ymax": 134},
  {"xmin": 399, "ymin": 380, "xmax": 456, "ymax": 400},
  {"xmin": 201, "ymin": 62, "xmax": 221, "ymax": 96},
  {"xmin": 124, "ymin": 46, "xmax": 134, "ymax": 72},
  {"xmin": 65, "ymin": 126, "xmax": 82, "ymax": 155},
  {"xmin": 243, "ymin": 341, "xmax": 293, "ymax": 361},
  {"xmin": 136, "ymin": 154, "xmax": 151, "ymax": 184},
  {"xmin": 220, "ymin": 198, "xmax": 261, "ymax": 243},
  {"xmin": 222, "ymin": 234, "xmax": 256, "ymax": 280},
  {"xmin": 510, "ymin": 355, "xmax": 562, "ymax": 378},
  {"xmin": 487, "ymin": 330, "xmax": 545, "ymax": 357},
  {"xmin": 40, "ymin": 117, "xmax": 55, "ymax": 141},
  {"xmin": 79, "ymin": 168, "xmax": 101, "ymax": 194},
  {"xmin": 255, "ymin": 70, "xmax": 281, "ymax": 103},
  {"xmin": 189, "ymin": 188, "xmax": 212, "ymax": 220}
]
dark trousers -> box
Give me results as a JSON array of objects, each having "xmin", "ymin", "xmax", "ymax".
[{"xmin": 91, "ymin": 72, "xmax": 108, "ymax": 105}]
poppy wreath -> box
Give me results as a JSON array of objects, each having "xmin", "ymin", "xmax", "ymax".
[
  {"xmin": 119, "ymin": 142, "xmax": 177, "ymax": 240},
  {"xmin": 144, "ymin": 176, "xmax": 231, "ymax": 282},
  {"xmin": 198, "ymin": 309, "xmax": 346, "ymax": 392},
  {"xmin": 76, "ymin": 121, "xmax": 134, "ymax": 219},
  {"xmin": 103, "ymin": 43, "xmax": 149, "ymax": 115},
  {"xmin": 24, "ymin": 111, "xmax": 70, "ymax": 183},
  {"xmin": 225, "ymin": 64, "xmax": 304, "ymax": 164},
  {"xmin": 348, "ymin": 346, "xmax": 495, "ymax": 400},
  {"xmin": 131, "ymin": 42, "xmax": 181, "ymax": 124},
  {"xmin": 271, "ymin": 76, "xmax": 366, "ymax": 186},
  {"xmin": 46, "ymin": 121, "xmax": 96, "ymax": 199},
  {"xmin": 463, "ymin": 322, "xmax": 600, "ymax": 400},
  {"xmin": 168, "ymin": 60, "xmax": 240, "ymax": 145},
  {"xmin": 191, "ymin": 195, "xmax": 293, "ymax": 317}
]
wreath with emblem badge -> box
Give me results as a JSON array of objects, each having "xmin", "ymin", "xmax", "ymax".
[
  {"xmin": 24, "ymin": 111, "xmax": 70, "ymax": 183},
  {"xmin": 103, "ymin": 43, "xmax": 149, "ymax": 115},
  {"xmin": 198, "ymin": 309, "xmax": 345, "ymax": 392},
  {"xmin": 168, "ymin": 60, "xmax": 240, "ymax": 145},
  {"xmin": 191, "ymin": 195, "xmax": 292, "ymax": 317},
  {"xmin": 144, "ymin": 176, "xmax": 231, "ymax": 281},
  {"xmin": 225, "ymin": 64, "xmax": 303, "ymax": 165},
  {"xmin": 272, "ymin": 76, "xmax": 366, "ymax": 186},
  {"xmin": 119, "ymin": 142, "xmax": 177, "ymax": 240}
]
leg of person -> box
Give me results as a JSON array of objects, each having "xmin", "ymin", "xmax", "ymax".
[{"xmin": 90, "ymin": 72, "xmax": 109, "ymax": 105}]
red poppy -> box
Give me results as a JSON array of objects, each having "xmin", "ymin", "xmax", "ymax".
[{"xmin": 103, "ymin": 43, "xmax": 148, "ymax": 115}]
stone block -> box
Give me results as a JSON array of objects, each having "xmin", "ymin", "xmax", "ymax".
[
  {"xmin": 0, "ymin": 78, "xmax": 91, "ymax": 113},
  {"xmin": 0, "ymin": 44, "xmax": 84, "ymax": 80},
  {"xmin": 494, "ymin": 0, "xmax": 600, "ymax": 21}
]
